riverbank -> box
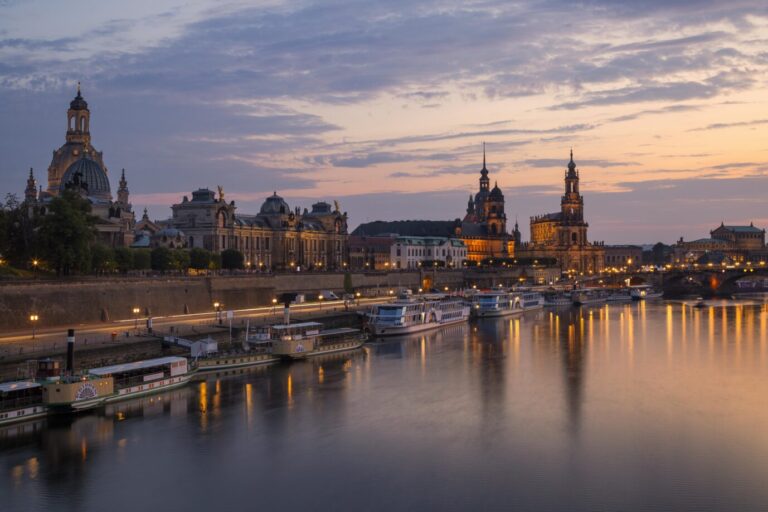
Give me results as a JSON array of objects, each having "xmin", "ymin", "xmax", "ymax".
[{"xmin": 0, "ymin": 309, "xmax": 363, "ymax": 381}]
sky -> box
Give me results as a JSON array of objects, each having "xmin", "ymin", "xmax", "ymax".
[{"xmin": 1, "ymin": 0, "xmax": 767, "ymax": 244}]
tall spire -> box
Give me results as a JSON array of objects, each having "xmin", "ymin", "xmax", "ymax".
[
  {"xmin": 567, "ymin": 147, "xmax": 577, "ymax": 177},
  {"xmin": 25, "ymin": 167, "xmax": 38, "ymax": 203},
  {"xmin": 483, "ymin": 142, "xmax": 486, "ymax": 170}
]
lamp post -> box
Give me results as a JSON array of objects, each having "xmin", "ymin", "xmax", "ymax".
[
  {"xmin": 29, "ymin": 314, "xmax": 39, "ymax": 340},
  {"xmin": 213, "ymin": 301, "xmax": 222, "ymax": 325},
  {"xmin": 132, "ymin": 307, "xmax": 140, "ymax": 333},
  {"xmin": 32, "ymin": 259, "xmax": 39, "ymax": 280},
  {"xmin": 272, "ymin": 298, "xmax": 278, "ymax": 317},
  {"xmin": 318, "ymin": 294, "xmax": 324, "ymax": 312}
]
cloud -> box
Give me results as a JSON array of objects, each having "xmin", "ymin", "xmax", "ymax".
[{"xmin": 690, "ymin": 118, "xmax": 768, "ymax": 131}]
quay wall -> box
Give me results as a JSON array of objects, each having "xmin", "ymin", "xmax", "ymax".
[{"xmin": 0, "ymin": 269, "xmax": 505, "ymax": 330}]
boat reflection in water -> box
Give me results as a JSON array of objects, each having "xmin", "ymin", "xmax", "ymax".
[{"xmin": 4, "ymin": 301, "xmax": 768, "ymax": 512}]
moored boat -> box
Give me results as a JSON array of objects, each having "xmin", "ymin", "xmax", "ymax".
[
  {"xmin": 88, "ymin": 356, "xmax": 192, "ymax": 403},
  {"xmin": 573, "ymin": 289, "xmax": 607, "ymax": 306},
  {"xmin": 606, "ymin": 289, "xmax": 632, "ymax": 302},
  {"xmin": 261, "ymin": 322, "xmax": 366, "ymax": 360},
  {"xmin": 521, "ymin": 291, "xmax": 545, "ymax": 311},
  {"xmin": 0, "ymin": 381, "xmax": 46, "ymax": 426},
  {"xmin": 369, "ymin": 294, "xmax": 469, "ymax": 336},
  {"xmin": 630, "ymin": 286, "xmax": 664, "ymax": 301},
  {"xmin": 544, "ymin": 292, "xmax": 572, "ymax": 307},
  {"xmin": 471, "ymin": 291, "xmax": 523, "ymax": 318}
]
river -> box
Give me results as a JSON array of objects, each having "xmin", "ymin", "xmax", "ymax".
[{"xmin": 3, "ymin": 300, "xmax": 768, "ymax": 511}]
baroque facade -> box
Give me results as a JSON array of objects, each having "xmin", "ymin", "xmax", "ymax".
[
  {"xmin": 390, "ymin": 236, "xmax": 467, "ymax": 269},
  {"xmin": 517, "ymin": 151, "xmax": 604, "ymax": 273},
  {"xmin": 455, "ymin": 146, "xmax": 518, "ymax": 262},
  {"xmin": 673, "ymin": 222, "xmax": 767, "ymax": 264},
  {"xmin": 168, "ymin": 188, "xmax": 348, "ymax": 270},
  {"xmin": 24, "ymin": 86, "xmax": 135, "ymax": 247}
]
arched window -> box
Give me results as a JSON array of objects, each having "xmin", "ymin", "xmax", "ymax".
[
  {"xmin": 80, "ymin": 116, "xmax": 86, "ymax": 132},
  {"xmin": 571, "ymin": 232, "xmax": 578, "ymax": 243}
]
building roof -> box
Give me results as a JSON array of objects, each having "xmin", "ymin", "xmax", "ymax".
[
  {"xmin": 190, "ymin": 189, "xmax": 216, "ymax": 203},
  {"xmin": 720, "ymin": 225, "xmax": 764, "ymax": 233},
  {"xmin": 532, "ymin": 212, "xmax": 562, "ymax": 222},
  {"xmin": 0, "ymin": 380, "xmax": 41, "ymax": 393},
  {"xmin": 688, "ymin": 238, "xmax": 731, "ymax": 245},
  {"xmin": 394, "ymin": 236, "xmax": 465, "ymax": 247},
  {"xmin": 352, "ymin": 220, "xmax": 456, "ymax": 237},
  {"xmin": 69, "ymin": 86, "xmax": 88, "ymax": 111},
  {"xmin": 260, "ymin": 192, "xmax": 290, "ymax": 215},
  {"xmin": 60, "ymin": 154, "xmax": 111, "ymax": 199},
  {"xmin": 89, "ymin": 356, "xmax": 187, "ymax": 376}
]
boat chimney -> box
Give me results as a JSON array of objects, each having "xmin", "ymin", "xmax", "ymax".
[{"xmin": 66, "ymin": 328, "xmax": 75, "ymax": 374}]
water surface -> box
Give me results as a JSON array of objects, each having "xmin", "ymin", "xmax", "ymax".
[{"xmin": 3, "ymin": 301, "xmax": 768, "ymax": 511}]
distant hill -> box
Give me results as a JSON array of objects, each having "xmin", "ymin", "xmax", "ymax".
[{"xmin": 352, "ymin": 220, "xmax": 457, "ymax": 237}]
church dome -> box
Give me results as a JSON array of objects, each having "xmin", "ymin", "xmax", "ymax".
[
  {"xmin": 60, "ymin": 154, "xmax": 111, "ymax": 199},
  {"xmin": 489, "ymin": 182, "xmax": 504, "ymax": 200},
  {"xmin": 70, "ymin": 89, "xmax": 88, "ymax": 111},
  {"xmin": 260, "ymin": 192, "xmax": 290, "ymax": 215}
]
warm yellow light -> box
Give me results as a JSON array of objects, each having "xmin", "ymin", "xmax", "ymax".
[
  {"xmin": 272, "ymin": 298, "xmax": 278, "ymax": 304},
  {"xmin": 132, "ymin": 307, "xmax": 140, "ymax": 314},
  {"xmin": 318, "ymin": 294, "xmax": 324, "ymax": 300},
  {"xmin": 29, "ymin": 314, "xmax": 38, "ymax": 322},
  {"xmin": 213, "ymin": 302, "xmax": 220, "ymax": 308}
]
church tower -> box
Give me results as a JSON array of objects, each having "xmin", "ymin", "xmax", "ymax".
[
  {"xmin": 479, "ymin": 143, "xmax": 490, "ymax": 195},
  {"xmin": 560, "ymin": 150, "xmax": 588, "ymax": 246},
  {"xmin": 66, "ymin": 82, "xmax": 90, "ymax": 145},
  {"xmin": 485, "ymin": 181, "xmax": 506, "ymax": 235},
  {"xmin": 47, "ymin": 84, "xmax": 108, "ymax": 196},
  {"xmin": 117, "ymin": 169, "xmax": 130, "ymax": 207},
  {"xmin": 24, "ymin": 168, "xmax": 37, "ymax": 203}
]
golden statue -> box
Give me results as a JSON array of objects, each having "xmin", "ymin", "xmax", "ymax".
[{"xmin": 217, "ymin": 185, "xmax": 225, "ymax": 201}]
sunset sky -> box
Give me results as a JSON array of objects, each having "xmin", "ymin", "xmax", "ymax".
[{"xmin": 1, "ymin": 0, "xmax": 767, "ymax": 243}]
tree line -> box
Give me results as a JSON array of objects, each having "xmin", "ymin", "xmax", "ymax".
[{"xmin": 0, "ymin": 191, "xmax": 246, "ymax": 276}]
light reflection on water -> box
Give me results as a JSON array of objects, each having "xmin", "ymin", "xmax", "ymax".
[{"xmin": 2, "ymin": 302, "xmax": 768, "ymax": 511}]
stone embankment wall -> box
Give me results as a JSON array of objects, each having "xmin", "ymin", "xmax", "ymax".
[{"xmin": 0, "ymin": 270, "xmax": 483, "ymax": 330}]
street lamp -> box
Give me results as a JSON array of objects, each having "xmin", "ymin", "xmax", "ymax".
[
  {"xmin": 213, "ymin": 301, "xmax": 222, "ymax": 325},
  {"xmin": 29, "ymin": 314, "xmax": 39, "ymax": 340},
  {"xmin": 132, "ymin": 307, "xmax": 141, "ymax": 332},
  {"xmin": 32, "ymin": 259, "xmax": 39, "ymax": 279},
  {"xmin": 318, "ymin": 294, "xmax": 324, "ymax": 310}
]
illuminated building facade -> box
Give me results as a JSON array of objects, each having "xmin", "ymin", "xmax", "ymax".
[{"xmin": 517, "ymin": 151, "xmax": 604, "ymax": 273}]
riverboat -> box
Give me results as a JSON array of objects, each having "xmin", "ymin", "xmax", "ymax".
[
  {"xmin": 88, "ymin": 356, "xmax": 192, "ymax": 403},
  {"xmin": 0, "ymin": 381, "xmax": 46, "ymax": 426},
  {"xmin": 630, "ymin": 285, "xmax": 664, "ymax": 301},
  {"xmin": 257, "ymin": 322, "xmax": 366, "ymax": 360},
  {"xmin": 471, "ymin": 291, "xmax": 523, "ymax": 318},
  {"xmin": 196, "ymin": 351, "xmax": 279, "ymax": 372},
  {"xmin": 572, "ymin": 290, "xmax": 607, "ymax": 306},
  {"xmin": 606, "ymin": 289, "xmax": 632, "ymax": 302},
  {"xmin": 544, "ymin": 292, "xmax": 572, "ymax": 307},
  {"xmin": 521, "ymin": 291, "xmax": 545, "ymax": 311},
  {"xmin": 368, "ymin": 294, "xmax": 470, "ymax": 336}
]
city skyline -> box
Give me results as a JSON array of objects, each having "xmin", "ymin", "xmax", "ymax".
[{"xmin": 1, "ymin": 0, "xmax": 767, "ymax": 243}]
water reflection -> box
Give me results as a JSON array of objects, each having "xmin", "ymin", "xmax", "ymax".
[{"xmin": 4, "ymin": 302, "xmax": 768, "ymax": 511}]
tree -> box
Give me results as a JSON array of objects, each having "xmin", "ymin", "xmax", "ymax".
[
  {"xmin": 114, "ymin": 247, "xmax": 134, "ymax": 273},
  {"xmin": 91, "ymin": 244, "xmax": 116, "ymax": 274},
  {"xmin": 36, "ymin": 190, "xmax": 96, "ymax": 275},
  {"xmin": 0, "ymin": 194, "xmax": 37, "ymax": 267},
  {"xmin": 132, "ymin": 249, "xmax": 151, "ymax": 270},
  {"xmin": 210, "ymin": 252, "xmax": 222, "ymax": 270},
  {"xmin": 221, "ymin": 249, "xmax": 244, "ymax": 270},
  {"xmin": 189, "ymin": 248, "xmax": 211, "ymax": 270},
  {"xmin": 172, "ymin": 249, "xmax": 190, "ymax": 272},
  {"xmin": 151, "ymin": 247, "xmax": 174, "ymax": 271}
]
